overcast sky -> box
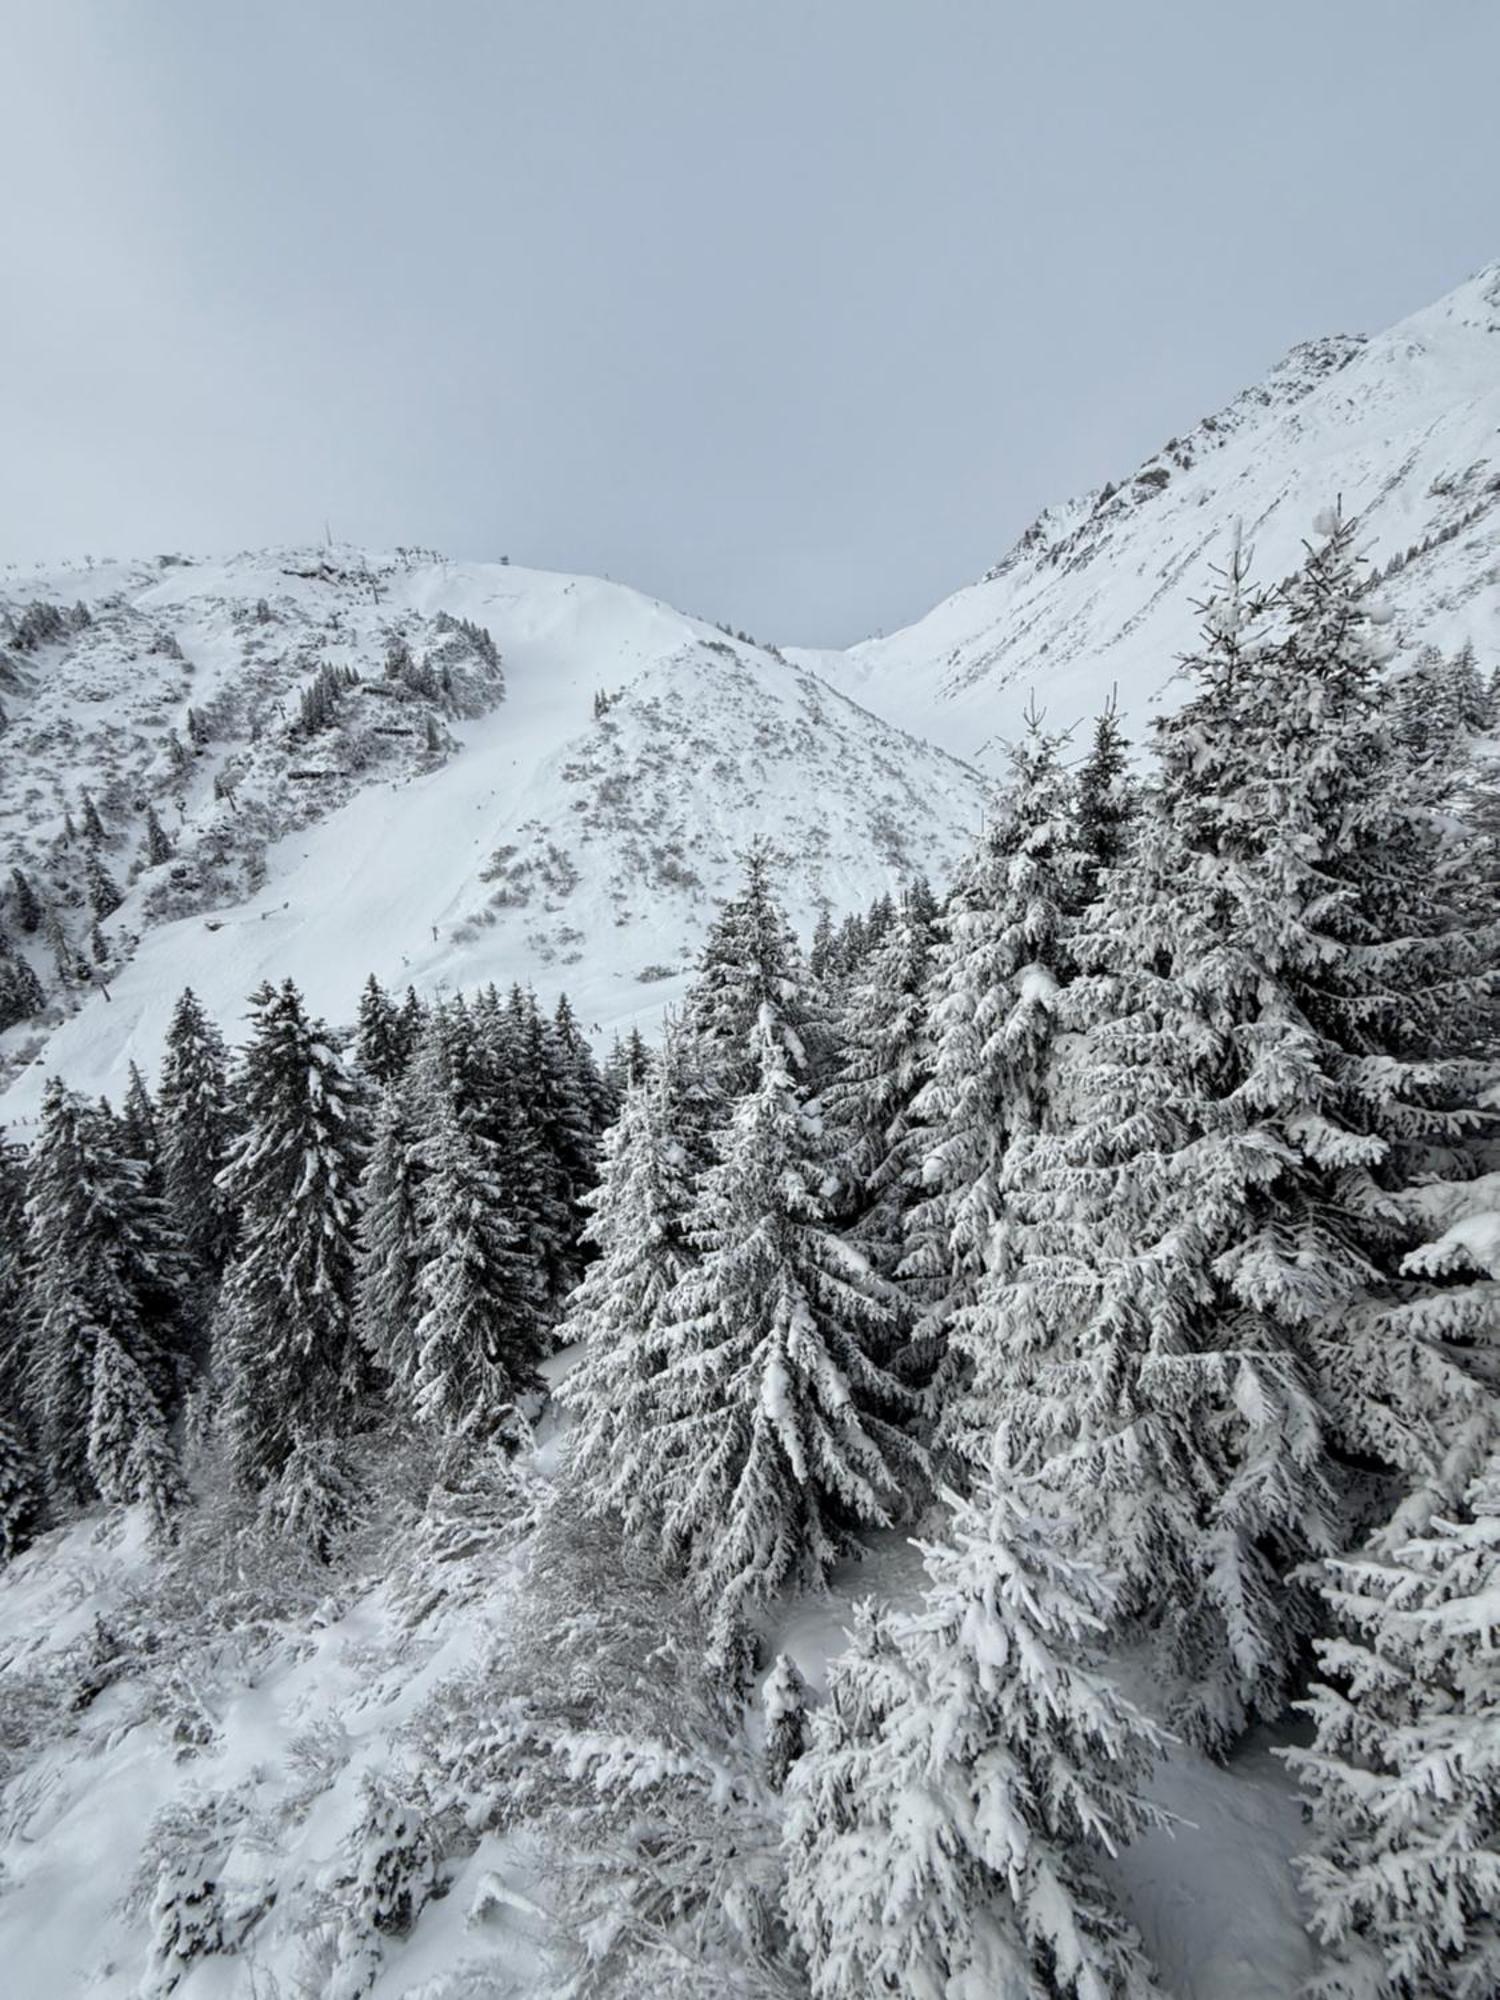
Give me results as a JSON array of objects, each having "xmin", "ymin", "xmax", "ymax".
[{"xmin": 3, "ymin": 2, "xmax": 1497, "ymax": 645}]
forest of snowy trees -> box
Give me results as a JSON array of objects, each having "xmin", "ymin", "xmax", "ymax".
[{"xmin": 4, "ymin": 513, "xmax": 1500, "ymax": 1998}]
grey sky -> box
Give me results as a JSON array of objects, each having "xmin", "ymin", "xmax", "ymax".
[{"xmin": 3, "ymin": 2, "xmax": 1498, "ymax": 646}]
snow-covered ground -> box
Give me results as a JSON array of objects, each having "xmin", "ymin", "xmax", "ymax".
[
  {"xmin": 1, "ymin": 552, "xmax": 991, "ymax": 1123},
  {"xmin": 793, "ymin": 258, "xmax": 1500, "ymax": 763},
  {"xmin": 0, "ymin": 1442, "xmax": 1316, "ymax": 2000}
]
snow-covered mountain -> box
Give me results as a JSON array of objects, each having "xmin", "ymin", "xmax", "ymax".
[
  {"xmin": 795, "ymin": 260, "xmax": 1500, "ymax": 762},
  {"xmin": 0, "ymin": 550, "xmax": 991, "ymax": 1119}
]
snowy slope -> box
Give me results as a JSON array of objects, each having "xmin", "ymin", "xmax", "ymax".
[
  {"xmin": 0, "ymin": 550, "xmax": 991, "ymax": 1121},
  {"xmin": 795, "ymin": 259, "xmax": 1500, "ymax": 762}
]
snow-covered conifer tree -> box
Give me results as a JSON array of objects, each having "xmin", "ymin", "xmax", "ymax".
[
  {"xmin": 1075, "ymin": 693, "xmax": 1135, "ymax": 888},
  {"xmin": 978, "ymin": 518, "xmax": 1500, "ymax": 1746},
  {"xmin": 26, "ymin": 1079, "xmax": 186, "ymax": 1507},
  {"xmin": 407, "ymin": 1085, "xmax": 545, "ymax": 1432},
  {"xmin": 902, "ymin": 711, "xmax": 1091, "ymax": 1454},
  {"xmin": 87, "ymin": 1326, "xmax": 183, "ymax": 1535},
  {"xmin": 213, "ymin": 981, "xmax": 367, "ymax": 1492},
  {"xmin": 557, "ymin": 1020, "xmax": 711, "ymax": 1505},
  {"xmin": 624, "ymin": 1011, "xmax": 929, "ymax": 1667},
  {"xmin": 0, "ymin": 1412, "xmax": 41, "ymax": 1561},
  {"xmin": 683, "ymin": 839, "xmax": 828, "ymax": 1097},
  {"xmin": 354, "ymin": 973, "xmax": 415, "ymax": 1088},
  {"xmin": 354, "ymin": 1079, "xmax": 426, "ymax": 1388},
  {"xmin": 157, "ymin": 987, "xmax": 236, "ymax": 1292},
  {"xmin": 1284, "ymin": 1449, "xmax": 1500, "ymax": 2000},
  {"xmin": 784, "ymin": 1468, "xmax": 1169, "ymax": 2000},
  {"xmin": 822, "ymin": 880, "xmax": 938, "ymax": 1295}
]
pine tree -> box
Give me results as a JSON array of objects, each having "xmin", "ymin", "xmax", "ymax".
[
  {"xmin": 622, "ymin": 1013, "xmax": 929, "ymax": 1667},
  {"xmin": 823, "ymin": 881, "xmax": 938, "ymax": 1296},
  {"xmin": 354, "ymin": 973, "xmax": 414, "ymax": 1088},
  {"xmin": 87, "ymin": 1326, "xmax": 183, "ymax": 1535},
  {"xmin": 354, "ymin": 1079, "xmax": 426, "ymax": 1389},
  {"xmin": 1283, "ymin": 1451, "xmax": 1500, "ymax": 1999},
  {"xmin": 80, "ymin": 790, "xmax": 107, "ymax": 845},
  {"xmin": 902, "ymin": 712, "xmax": 1091, "ymax": 1454},
  {"xmin": 25, "ymin": 1080, "xmax": 186, "ymax": 1508},
  {"xmin": 784, "ymin": 1471, "xmax": 1169, "ymax": 2000},
  {"xmin": 0, "ymin": 1414, "xmax": 42, "ymax": 1562},
  {"xmin": 557, "ymin": 1021, "xmax": 712, "ymax": 1504},
  {"xmin": 1075, "ymin": 694, "xmax": 1135, "ymax": 887},
  {"xmin": 682, "ymin": 840, "xmax": 828, "ymax": 1097},
  {"xmin": 0, "ymin": 941, "xmax": 44, "ymax": 1030},
  {"xmin": 9, "ymin": 867, "xmax": 41, "ymax": 934},
  {"xmin": 157, "ymin": 987, "xmax": 236, "ymax": 1296},
  {"xmin": 213, "ymin": 982, "xmax": 367, "ymax": 1492},
  {"xmin": 120, "ymin": 1062, "xmax": 160, "ymax": 1177},
  {"xmin": 143, "ymin": 803, "xmax": 173, "ymax": 868},
  {"xmin": 85, "ymin": 852, "xmax": 121, "ymax": 919},
  {"xmin": 407, "ymin": 1086, "xmax": 545, "ymax": 1432},
  {"xmin": 977, "ymin": 519, "xmax": 1500, "ymax": 1747}
]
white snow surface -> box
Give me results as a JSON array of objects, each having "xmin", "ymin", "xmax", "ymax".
[
  {"xmin": 1, "ymin": 551, "xmax": 991, "ymax": 1122},
  {"xmin": 793, "ymin": 259, "xmax": 1500, "ymax": 763}
]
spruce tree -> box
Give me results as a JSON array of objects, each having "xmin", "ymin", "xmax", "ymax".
[
  {"xmin": 0, "ymin": 1414, "xmax": 42, "ymax": 1562},
  {"xmin": 823, "ymin": 880, "xmax": 938, "ymax": 1296},
  {"xmin": 682, "ymin": 840, "xmax": 828, "ymax": 1097},
  {"xmin": 120, "ymin": 1062, "xmax": 160, "ymax": 1177},
  {"xmin": 1284, "ymin": 1451, "xmax": 1500, "ymax": 1999},
  {"xmin": 157, "ymin": 987, "xmax": 236, "ymax": 1295},
  {"xmin": 978, "ymin": 519, "xmax": 1500, "ymax": 1746},
  {"xmin": 143, "ymin": 803, "xmax": 173, "ymax": 868},
  {"xmin": 354, "ymin": 1079, "xmax": 426, "ymax": 1390},
  {"xmin": 902, "ymin": 713, "xmax": 1091, "ymax": 1456},
  {"xmin": 0, "ymin": 942, "xmax": 44, "ymax": 1030},
  {"xmin": 408, "ymin": 1087, "xmax": 544, "ymax": 1431},
  {"xmin": 557, "ymin": 1021, "xmax": 712, "ymax": 1505},
  {"xmin": 87, "ymin": 1327, "xmax": 183, "ymax": 1535},
  {"xmin": 213, "ymin": 982, "xmax": 367, "ymax": 1492},
  {"xmin": 622, "ymin": 1013, "xmax": 929, "ymax": 1667},
  {"xmin": 784, "ymin": 1470, "xmax": 1169, "ymax": 2000},
  {"xmin": 354, "ymin": 973, "xmax": 414, "ymax": 1088},
  {"xmin": 85, "ymin": 852, "xmax": 121, "ymax": 919},
  {"xmin": 1075, "ymin": 693, "xmax": 1135, "ymax": 887},
  {"xmin": 9, "ymin": 866, "xmax": 41, "ymax": 934},
  {"xmin": 25, "ymin": 1080, "xmax": 186, "ymax": 1508}
]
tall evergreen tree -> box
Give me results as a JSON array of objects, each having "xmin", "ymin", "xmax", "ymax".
[
  {"xmin": 784, "ymin": 1469, "xmax": 1169, "ymax": 2000},
  {"xmin": 0, "ymin": 1130, "xmax": 40, "ymax": 1560},
  {"xmin": 213, "ymin": 982, "xmax": 367, "ymax": 1492},
  {"xmin": 1284, "ymin": 1450, "xmax": 1500, "ymax": 2000},
  {"xmin": 354, "ymin": 1078, "xmax": 426, "ymax": 1391},
  {"xmin": 682, "ymin": 840, "xmax": 828, "ymax": 1097},
  {"xmin": 354, "ymin": 973, "xmax": 415, "ymax": 1088},
  {"xmin": 902, "ymin": 714, "xmax": 1091, "ymax": 1454},
  {"xmin": 823, "ymin": 881, "xmax": 939, "ymax": 1312},
  {"xmin": 557, "ymin": 1021, "xmax": 713, "ymax": 1505},
  {"xmin": 1075, "ymin": 693, "xmax": 1135, "ymax": 887},
  {"xmin": 25, "ymin": 1080, "xmax": 186, "ymax": 1512},
  {"xmin": 157, "ymin": 987, "xmax": 237, "ymax": 1298},
  {"xmin": 620, "ymin": 1013, "xmax": 929, "ymax": 1667},
  {"xmin": 407, "ymin": 1086, "xmax": 544, "ymax": 1431},
  {"xmin": 978, "ymin": 519, "xmax": 1500, "ymax": 1747}
]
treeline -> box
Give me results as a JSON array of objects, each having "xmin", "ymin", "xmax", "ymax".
[
  {"xmin": 0, "ymin": 975, "xmax": 619, "ymax": 1559},
  {"xmin": 544, "ymin": 514, "xmax": 1500, "ymax": 1997}
]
